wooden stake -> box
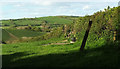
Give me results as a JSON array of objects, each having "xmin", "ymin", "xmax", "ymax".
[{"xmin": 80, "ymin": 20, "xmax": 92, "ymax": 51}]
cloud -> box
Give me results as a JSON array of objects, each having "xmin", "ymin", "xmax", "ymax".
[
  {"xmin": 1, "ymin": 1, "xmax": 118, "ymax": 19},
  {"xmin": 42, "ymin": 1, "xmax": 52, "ymax": 6},
  {"xmin": 29, "ymin": 0, "xmax": 53, "ymax": 6},
  {"xmin": 15, "ymin": 4, "xmax": 24, "ymax": 7},
  {"xmin": 83, "ymin": 5, "xmax": 90, "ymax": 10}
]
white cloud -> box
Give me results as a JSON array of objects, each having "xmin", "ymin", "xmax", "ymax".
[
  {"xmin": 15, "ymin": 4, "xmax": 24, "ymax": 7},
  {"xmin": 42, "ymin": 1, "xmax": 52, "ymax": 6},
  {"xmin": 59, "ymin": 6, "xmax": 69, "ymax": 9},
  {"xmin": 1, "ymin": 0, "xmax": 118, "ymax": 19},
  {"xmin": 83, "ymin": 5, "xmax": 90, "ymax": 10},
  {"xmin": 29, "ymin": 0, "xmax": 53, "ymax": 6}
]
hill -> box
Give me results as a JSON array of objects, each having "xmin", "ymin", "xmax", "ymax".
[
  {"xmin": 1, "ymin": 16, "xmax": 77, "ymax": 26},
  {"xmin": 2, "ymin": 16, "xmax": 78, "ymax": 43}
]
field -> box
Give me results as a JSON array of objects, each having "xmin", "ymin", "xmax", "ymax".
[
  {"xmin": 2, "ymin": 16, "xmax": 75, "ymax": 42},
  {"xmin": 2, "ymin": 39, "xmax": 119, "ymax": 68},
  {"xmin": 1, "ymin": 6, "xmax": 120, "ymax": 69},
  {"xmin": 1, "ymin": 16, "xmax": 75, "ymax": 26},
  {"xmin": 2, "ymin": 29, "xmax": 45, "ymax": 41}
]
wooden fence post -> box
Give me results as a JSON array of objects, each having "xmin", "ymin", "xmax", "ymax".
[{"xmin": 80, "ymin": 20, "xmax": 92, "ymax": 51}]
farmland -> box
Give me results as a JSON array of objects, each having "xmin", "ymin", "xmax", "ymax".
[
  {"xmin": 1, "ymin": 16, "xmax": 75, "ymax": 26},
  {"xmin": 1, "ymin": 16, "xmax": 77, "ymax": 43},
  {"xmin": 2, "ymin": 29, "xmax": 45, "ymax": 41}
]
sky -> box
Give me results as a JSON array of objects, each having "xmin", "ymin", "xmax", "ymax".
[{"xmin": 0, "ymin": 0, "xmax": 119, "ymax": 20}]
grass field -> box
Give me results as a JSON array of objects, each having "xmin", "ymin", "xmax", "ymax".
[
  {"xmin": 6, "ymin": 29, "xmax": 45, "ymax": 38},
  {"xmin": 2, "ymin": 39, "xmax": 119, "ymax": 68},
  {"xmin": 2, "ymin": 29, "xmax": 11, "ymax": 41},
  {"xmin": 1, "ymin": 16, "xmax": 74, "ymax": 26},
  {"xmin": 37, "ymin": 16, "xmax": 73, "ymax": 24},
  {"xmin": 2, "ymin": 29, "xmax": 45, "ymax": 41}
]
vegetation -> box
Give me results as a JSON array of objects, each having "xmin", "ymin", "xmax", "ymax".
[
  {"xmin": 2, "ymin": 29, "xmax": 45, "ymax": 42},
  {"xmin": 1, "ymin": 16, "xmax": 74, "ymax": 26},
  {"xmin": 1, "ymin": 6, "xmax": 120, "ymax": 69}
]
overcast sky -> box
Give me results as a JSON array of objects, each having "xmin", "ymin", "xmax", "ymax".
[{"xmin": 0, "ymin": 0, "xmax": 119, "ymax": 20}]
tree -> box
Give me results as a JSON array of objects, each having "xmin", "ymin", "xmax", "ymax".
[
  {"xmin": 104, "ymin": 8, "xmax": 107, "ymax": 11},
  {"xmin": 107, "ymin": 6, "xmax": 110, "ymax": 10}
]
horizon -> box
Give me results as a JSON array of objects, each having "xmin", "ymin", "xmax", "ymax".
[
  {"xmin": 0, "ymin": 15, "xmax": 83, "ymax": 20},
  {"xmin": 1, "ymin": 2, "xmax": 118, "ymax": 20}
]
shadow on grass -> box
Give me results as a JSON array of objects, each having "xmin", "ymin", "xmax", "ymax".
[{"xmin": 2, "ymin": 42, "xmax": 120, "ymax": 69}]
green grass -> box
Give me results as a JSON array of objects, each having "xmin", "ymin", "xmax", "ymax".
[
  {"xmin": 1, "ymin": 19, "xmax": 42, "ymax": 26},
  {"xmin": 6, "ymin": 29, "xmax": 45, "ymax": 38},
  {"xmin": 2, "ymin": 16, "xmax": 74, "ymax": 26},
  {"xmin": 2, "ymin": 29, "xmax": 11, "ymax": 41},
  {"xmin": 37, "ymin": 16, "xmax": 73, "ymax": 24},
  {"xmin": 2, "ymin": 29, "xmax": 45, "ymax": 41},
  {"xmin": 2, "ymin": 37, "xmax": 67, "ymax": 56},
  {"xmin": 2, "ymin": 38, "xmax": 119, "ymax": 68}
]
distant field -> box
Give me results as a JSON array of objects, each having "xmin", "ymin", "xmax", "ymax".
[
  {"xmin": 2, "ymin": 29, "xmax": 11, "ymax": 41},
  {"xmin": 37, "ymin": 16, "xmax": 73, "ymax": 24},
  {"xmin": 2, "ymin": 29, "xmax": 45, "ymax": 41},
  {"xmin": 6, "ymin": 29, "xmax": 45, "ymax": 37},
  {"xmin": 2, "ymin": 16, "xmax": 74, "ymax": 26}
]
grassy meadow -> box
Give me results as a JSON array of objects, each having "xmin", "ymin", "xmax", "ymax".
[{"xmin": 2, "ymin": 40, "xmax": 119, "ymax": 68}]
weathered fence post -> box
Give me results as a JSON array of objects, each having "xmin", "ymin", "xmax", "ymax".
[{"xmin": 80, "ymin": 20, "xmax": 92, "ymax": 51}]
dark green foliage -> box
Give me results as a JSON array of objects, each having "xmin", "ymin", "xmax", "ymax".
[{"xmin": 70, "ymin": 6, "xmax": 120, "ymax": 48}]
